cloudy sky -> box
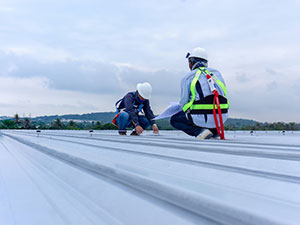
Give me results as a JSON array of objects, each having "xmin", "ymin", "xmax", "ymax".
[{"xmin": 0, "ymin": 0, "xmax": 299, "ymax": 122}]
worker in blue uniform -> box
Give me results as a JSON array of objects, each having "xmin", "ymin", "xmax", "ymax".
[{"xmin": 113, "ymin": 82, "xmax": 159, "ymax": 135}]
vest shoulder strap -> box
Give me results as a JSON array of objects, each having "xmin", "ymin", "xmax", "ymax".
[{"xmin": 183, "ymin": 67, "xmax": 229, "ymax": 112}]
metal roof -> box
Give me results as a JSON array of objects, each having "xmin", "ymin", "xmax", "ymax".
[{"xmin": 1, "ymin": 130, "xmax": 300, "ymax": 225}]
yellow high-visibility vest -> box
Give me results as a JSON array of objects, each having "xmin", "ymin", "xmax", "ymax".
[{"xmin": 183, "ymin": 67, "xmax": 229, "ymax": 114}]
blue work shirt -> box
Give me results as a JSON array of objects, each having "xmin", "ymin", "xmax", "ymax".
[{"xmin": 117, "ymin": 91, "xmax": 156, "ymax": 127}]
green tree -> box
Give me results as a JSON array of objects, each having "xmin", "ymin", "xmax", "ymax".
[
  {"xmin": 288, "ymin": 122, "xmax": 296, "ymax": 130},
  {"xmin": 1, "ymin": 120, "xmax": 17, "ymax": 129},
  {"xmin": 94, "ymin": 121, "xmax": 102, "ymax": 130},
  {"xmin": 50, "ymin": 118, "xmax": 65, "ymax": 129},
  {"xmin": 101, "ymin": 123, "xmax": 118, "ymax": 130},
  {"xmin": 14, "ymin": 114, "xmax": 20, "ymax": 125},
  {"xmin": 24, "ymin": 118, "xmax": 31, "ymax": 129},
  {"xmin": 67, "ymin": 120, "xmax": 79, "ymax": 130}
]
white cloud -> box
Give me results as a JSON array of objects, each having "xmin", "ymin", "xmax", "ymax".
[
  {"xmin": 0, "ymin": 7, "xmax": 14, "ymax": 12},
  {"xmin": 1, "ymin": 45, "xmax": 72, "ymax": 63},
  {"xmin": 0, "ymin": 0, "xmax": 299, "ymax": 122}
]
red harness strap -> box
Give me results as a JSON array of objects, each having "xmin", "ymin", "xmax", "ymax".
[
  {"xmin": 112, "ymin": 112, "xmax": 121, "ymax": 128},
  {"xmin": 206, "ymin": 74, "xmax": 226, "ymax": 140},
  {"xmin": 212, "ymin": 90, "xmax": 225, "ymax": 139}
]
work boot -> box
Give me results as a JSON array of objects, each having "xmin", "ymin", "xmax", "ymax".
[
  {"xmin": 119, "ymin": 131, "xmax": 127, "ymax": 135},
  {"xmin": 196, "ymin": 129, "xmax": 213, "ymax": 140},
  {"xmin": 130, "ymin": 130, "xmax": 139, "ymax": 136}
]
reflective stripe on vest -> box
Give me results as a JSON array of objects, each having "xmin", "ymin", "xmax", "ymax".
[
  {"xmin": 182, "ymin": 69, "xmax": 202, "ymax": 112},
  {"xmin": 183, "ymin": 67, "xmax": 229, "ymax": 112},
  {"xmin": 190, "ymin": 104, "xmax": 229, "ymax": 110}
]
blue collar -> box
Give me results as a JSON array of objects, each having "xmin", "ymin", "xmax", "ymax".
[{"xmin": 135, "ymin": 91, "xmax": 144, "ymax": 103}]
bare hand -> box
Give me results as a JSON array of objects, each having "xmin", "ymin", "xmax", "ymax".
[
  {"xmin": 136, "ymin": 125, "xmax": 144, "ymax": 135},
  {"xmin": 152, "ymin": 124, "xmax": 159, "ymax": 134}
]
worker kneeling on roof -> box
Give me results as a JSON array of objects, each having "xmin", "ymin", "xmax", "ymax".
[
  {"xmin": 170, "ymin": 48, "xmax": 229, "ymax": 139},
  {"xmin": 113, "ymin": 82, "xmax": 159, "ymax": 136}
]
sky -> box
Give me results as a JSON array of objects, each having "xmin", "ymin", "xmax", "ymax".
[{"xmin": 0, "ymin": 0, "xmax": 300, "ymax": 122}]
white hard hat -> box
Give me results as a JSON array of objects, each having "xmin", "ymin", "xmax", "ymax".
[
  {"xmin": 137, "ymin": 82, "xmax": 152, "ymax": 99},
  {"xmin": 186, "ymin": 47, "xmax": 208, "ymax": 61}
]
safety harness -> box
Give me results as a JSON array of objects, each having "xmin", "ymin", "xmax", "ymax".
[{"xmin": 183, "ymin": 67, "xmax": 229, "ymax": 139}]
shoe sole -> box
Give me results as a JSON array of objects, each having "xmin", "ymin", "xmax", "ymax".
[{"xmin": 196, "ymin": 130, "xmax": 213, "ymax": 140}]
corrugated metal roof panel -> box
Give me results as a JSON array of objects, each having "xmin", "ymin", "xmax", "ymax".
[{"xmin": 1, "ymin": 130, "xmax": 300, "ymax": 225}]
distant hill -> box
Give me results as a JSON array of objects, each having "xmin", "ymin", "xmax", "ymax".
[
  {"xmin": 0, "ymin": 116, "xmax": 12, "ymax": 120},
  {"xmin": 32, "ymin": 112, "xmax": 116, "ymax": 124},
  {"xmin": 224, "ymin": 118, "xmax": 258, "ymax": 128},
  {"xmin": 31, "ymin": 112, "xmax": 260, "ymax": 130}
]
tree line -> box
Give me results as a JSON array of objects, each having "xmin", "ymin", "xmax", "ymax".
[
  {"xmin": 0, "ymin": 114, "xmax": 300, "ymax": 130},
  {"xmin": 224, "ymin": 122, "xmax": 300, "ymax": 131},
  {"xmin": 0, "ymin": 114, "xmax": 118, "ymax": 130}
]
